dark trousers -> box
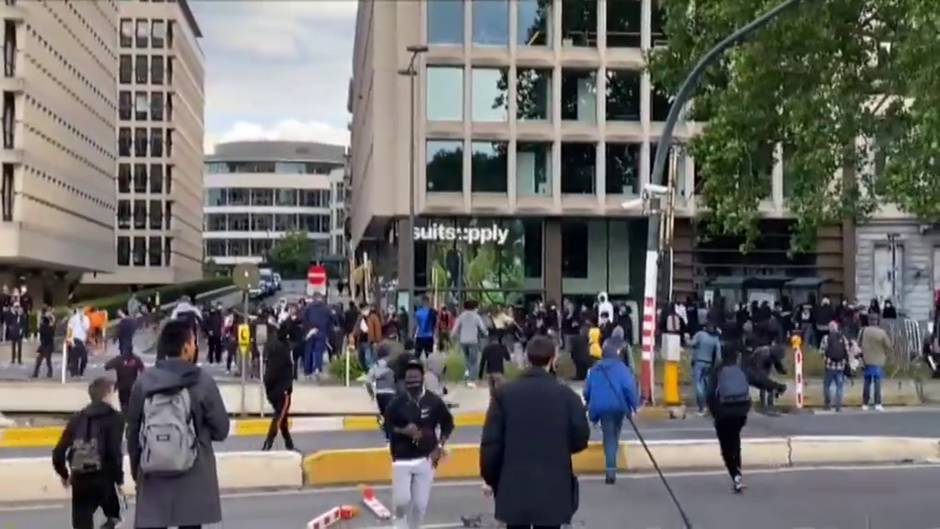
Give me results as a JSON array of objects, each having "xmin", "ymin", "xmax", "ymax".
[
  {"xmin": 263, "ymin": 391, "xmax": 294, "ymax": 450},
  {"xmin": 292, "ymin": 344, "xmax": 303, "ymax": 380},
  {"xmin": 70, "ymin": 474, "xmax": 120, "ymax": 529},
  {"xmin": 225, "ymin": 339, "xmax": 237, "ymax": 372},
  {"xmin": 715, "ymin": 416, "xmax": 747, "ymax": 479},
  {"xmin": 208, "ymin": 335, "xmax": 222, "ymax": 364},
  {"xmin": 32, "ymin": 348, "xmax": 53, "ymax": 378},
  {"xmin": 68, "ymin": 340, "xmax": 88, "ymax": 377},
  {"xmin": 10, "ymin": 338, "xmax": 22, "ymax": 363}
]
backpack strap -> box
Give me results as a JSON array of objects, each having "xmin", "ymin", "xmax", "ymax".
[{"xmin": 597, "ymin": 365, "xmax": 631, "ymax": 413}]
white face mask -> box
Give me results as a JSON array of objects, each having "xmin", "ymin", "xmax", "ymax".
[{"xmin": 362, "ymin": 309, "xmax": 370, "ymax": 316}]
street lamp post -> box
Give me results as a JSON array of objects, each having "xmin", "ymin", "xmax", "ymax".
[
  {"xmin": 639, "ymin": 0, "xmax": 805, "ymax": 404},
  {"xmin": 398, "ymin": 44, "xmax": 428, "ymax": 338}
]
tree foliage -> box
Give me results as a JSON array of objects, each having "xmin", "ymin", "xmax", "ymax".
[
  {"xmin": 648, "ymin": 0, "xmax": 940, "ymax": 251},
  {"xmin": 268, "ymin": 230, "xmax": 311, "ymax": 278}
]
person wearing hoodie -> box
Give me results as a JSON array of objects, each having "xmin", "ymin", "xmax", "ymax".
[
  {"xmin": 33, "ymin": 307, "xmax": 55, "ymax": 379},
  {"xmin": 814, "ymin": 297, "xmax": 835, "ymax": 348},
  {"xmin": 602, "ymin": 325, "xmax": 629, "ymax": 368},
  {"xmin": 706, "ymin": 343, "xmax": 751, "ymax": 493},
  {"xmin": 596, "ymin": 292, "xmax": 614, "ymax": 328},
  {"xmin": 104, "ymin": 344, "xmax": 144, "ymax": 413},
  {"xmin": 125, "ymin": 319, "xmax": 230, "ymax": 529},
  {"xmin": 478, "ymin": 334, "xmax": 511, "ymax": 397},
  {"xmin": 53, "ymin": 377, "xmax": 124, "ymax": 529},
  {"xmin": 170, "ymin": 296, "xmax": 203, "ymax": 363},
  {"xmin": 262, "ymin": 319, "xmax": 295, "ymax": 451},
  {"xmin": 588, "ymin": 326, "xmax": 602, "ymax": 363},
  {"xmin": 689, "ymin": 322, "xmax": 722, "ymax": 416},
  {"xmin": 113, "ymin": 309, "xmax": 136, "ymax": 357},
  {"xmin": 366, "ymin": 342, "xmax": 397, "ymax": 422},
  {"xmin": 583, "ymin": 341, "xmax": 638, "ymax": 484},
  {"xmin": 301, "ymin": 293, "xmax": 334, "ymax": 379},
  {"xmin": 451, "ymin": 300, "xmax": 489, "ymax": 384},
  {"xmin": 570, "ymin": 326, "xmax": 591, "ymax": 381}
]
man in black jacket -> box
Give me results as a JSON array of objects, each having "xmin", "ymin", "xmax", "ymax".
[
  {"xmin": 113, "ymin": 309, "xmax": 136, "ymax": 357},
  {"xmin": 707, "ymin": 344, "xmax": 752, "ymax": 493},
  {"xmin": 263, "ymin": 320, "xmax": 295, "ymax": 451},
  {"xmin": 205, "ymin": 303, "xmax": 224, "ymax": 365},
  {"xmin": 52, "ymin": 377, "xmax": 124, "ymax": 529},
  {"xmin": 384, "ymin": 360, "xmax": 454, "ymax": 529},
  {"xmin": 481, "ymin": 336, "xmax": 590, "ymax": 529},
  {"xmin": 104, "ymin": 347, "xmax": 144, "ymax": 413}
]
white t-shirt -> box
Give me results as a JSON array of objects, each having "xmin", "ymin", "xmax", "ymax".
[{"xmin": 69, "ymin": 313, "xmax": 90, "ymax": 342}]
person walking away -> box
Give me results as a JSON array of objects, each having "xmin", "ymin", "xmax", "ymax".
[
  {"xmin": 478, "ymin": 334, "xmax": 510, "ymax": 397},
  {"xmin": 820, "ymin": 321, "xmax": 850, "ymax": 412},
  {"xmin": 104, "ymin": 346, "xmax": 144, "ymax": 413},
  {"xmin": 706, "ymin": 344, "xmax": 752, "ymax": 493},
  {"xmin": 689, "ymin": 322, "xmax": 722, "ymax": 416},
  {"xmin": 262, "ymin": 319, "xmax": 294, "ymax": 451},
  {"xmin": 859, "ymin": 314, "xmax": 891, "ymax": 411},
  {"xmin": 383, "ymin": 360, "xmax": 454, "ymax": 529},
  {"xmin": 171, "ymin": 296, "xmax": 203, "ymax": 364},
  {"xmin": 436, "ymin": 306, "xmax": 453, "ymax": 352},
  {"xmin": 413, "ymin": 296, "xmax": 437, "ymax": 358},
  {"xmin": 602, "ymin": 325, "xmax": 629, "ymax": 368},
  {"xmin": 355, "ymin": 303, "xmax": 383, "ymax": 371},
  {"xmin": 583, "ymin": 340, "xmax": 638, "ymax": 484},
  {"xmin": 366, "ymin": 342, "xmax": 397, "ymax": 430},
  {"xmin": 113, "ymin": 309, "xmax": 136, "ymax": 357},
  {"xmin": 33, "ymin": 307, "xmax": 55, "ymax": 378},
  {"xmin": 424, "ymin": 346, "xmax": 448, "ymax": 397},
  {"xmin": 125, "ymin": 319, "xmax": 230, "ymax": 529},
  {"xmin": 570, "ymin": 326, "xmax": 591, "ymax": 381},
  {"xmin": 452, "ymin": 300, "xmax": 488, "ymax": 385},
  {"xmin": 301, "ymin": 293, "xmax": 333, "ymax": 380},
  {"xmin": 6, "ymin": 303, "xmax": 26, "ymax": 365},
  {"xmin": 52, "ymin": 377, "xmax": 124, "ymax": 529},
  {"xmin": 588, "ymin": 326, "xmax": 602, "ymax": 365},
  {"xmin": 481, "ymin": 337, "xmax": 590, "ymax": 529},
  {"xmin": 67, "ymin": 307, "xmax": 91, "ymax": 378},
  {"xmin": 205, "ymin": 303, "xmax": 224, "ymax": 365}
]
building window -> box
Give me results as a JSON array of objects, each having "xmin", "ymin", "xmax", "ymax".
[
  {"xmin": 275, "ymin": 188, "xmax": 297, "ymax": 206},
  {"xmin": 251, "ymin": 239, "xmax": 273, "ymax": 257},
  {"xmin": 561, "ymin": 0, "xmax": 597, "ymax": 47},
  {"xmin": 471, "ymin": 68, "xmax": 508, "ymax": 122},
  {"xmin": 150, "ymin": 128, "xmax": 163, "ymax": 157},
  {"xmin": 607, "ymin": 0, "xmax": 641, "ymax": 47},
  {"xmin": 229, "ymin": 239, "xmax": 248, "ymax": 257},
  {"xmin": 164, "ymin": 237, "xmax": 172, "ymax": 266},
  {"xmin": 205, "ymin": 188, "xmax": 225, "ymax": 206},
  {"xmin": 134, "ymin": 128, "xmax": 147, "ymax": 156},
  {"xmin": 516, "ymin": 142, "xmax": 552, "ymax": 197},
  {"xmin": 606, "ymin": 70, "xmax": 641, "ymax": 121},
  {"xmin": 561, "ymin": 143, "xmax": 595, "ymax": 194},
  {"xmin": 275, "ymin": 214, "xmax": 298, "ymax": 231},
  {"xmin": 651, "ymin": 83, "xmax": 673, "ymax": 122},
  {"xmin": 119, "ymin": 55, "xmax": 132, "ymax": 84},
  {"xmin": 252, "ymin": 213, "xmax": 273, "ymax": 231},
  {"xmin": 117, "ymin": 200, "xmax": 131, "ymax": 229},
  {"xmin": 135, "ymin": 19, "xmax": 148, "ymax": 48},
  {"xmin": 133, "ymin": 163, "xmax": 147, "ymax": 193},
  {"xmin": 561, "ymin": 221, "xmax": 589, "ymax": 278},
  {"xmin": 119, "ymin": 91, "xmax": 132, "ymax": 120},
  {"xmin": 166, "ymin": 165, "xmax": 172, "ymax": 193},
  {"xmin": 165, "ymin": 201, "xmax": 173, "ymax": 230},
  {"xmin": 135, "ymin": 55, "xmax": 148, "ymax": 84},
  {"xmin": 650, "ymin": 143, "xmax": 673, "ymax": 189},
  {"xmin": 148, "ymin": 236, "xmax": 161, "ymax": 266},
  {"xmin": 167, "ymin": 21, "xmax": 174, "ymax": 48},
  {"xmin": 206, "ymin": 239, "xmax": 226, "ymax": 257},
  {"xmin": 606, "ymin": 143, "xmax": 640, "ymax": 195},
  {"xmin": 166, "ymin": 93, "xmax": 173, "ymax": 121},
  {"xmin": 120, "ymin": 19, "xmax": 133, "ymax": 48},
  {"xmin": 470, "ymin": 141, "xmax": 507, "ymax": 193},
  {"xmin": 117, "ymin": 237, "xmax": 130, "ymax": 266},
  {"xmin": 167, "ymin": 57, "xmax": 174, "ymax": 84},
  {"xmin": 427, "ymin": 0, "xmax": 464, "ymax": 45},
  {"xmin": 472, "ymin": 0, "xmax": 508, "ymax": 46},
  {"xmin": 4, "ymin": 20, "xmax": 16, "ymax": 78},
  {"xmin": 228, "ymin": 213, "xmax": 249, "ymax": 231},
  {"xmin": 166, "ymin": 129, "xmax": 173, "ymax": 156},
  {"xmin": 151, "ymin": 20, "xmax": 166, "ymax": 48},
  {"xmin": 426, "ymin": 67, "xmax": 463, "ymax": 121},
  {"xmin": 651, "ymin": 0, "xmax": 667, "ymax": 46},
  {"xmin": 1, "ymin": 92, "xmax": 11, "ymax": 149},
  {"xmin": 516, "ymin": 68, "xmax": 551, "ymax": 121},
  {"xmin": 249, "ymin": 188, "xmax": 272, "ymax": 206},
  {"xmin": 426, "ymin": 140, "xmax": 463, "ymax": 192},
  {"xmin": 300, "ymin": 189, "xmax": 328, "ymax": 207},
  {"xmin": 134, "ymin": 91, "xmax": 148, "ymax": 120},
  {"xmin": 150, "ymin": 92, "xmax": 164, "ymax": 121},
  {"xmin": 561, "ymin": 69, "xmax": 596, "ymax": 124},
  {"xmin": 229, "ymin": 189, "xmax": 249, "ymax": 206},
  {"xmin": 206, "ymin": 213, "xmax": 226, "ymax": 231},
  {"xmin": 118, "ymin": 163, "xmax": 131, "ymax": 193},
  {"xmin": 119, "ymin": 127, "xmax": 131, "ymax": 156},
  {"xmin": 301, "ymin": 214, "xmax": 318, "ymax": 232},
  {"xmin": 149, "ymin": 200, "xmax": 162, "ymax": 229},
  {"xmin": 518, "ymin": 0, "xmax": 551, "ymax": 46},
  {"xmin": 151, "ymin": 56, "xmax": 164, "ymax": 85},
  {"xmin": 133, "ymin": 200, "xmax": 146, "ymax": 229}
]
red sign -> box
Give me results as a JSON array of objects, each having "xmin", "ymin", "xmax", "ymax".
[{"xmin": 308, "ymin": 265, "xmax": 327, "ymax": 286}]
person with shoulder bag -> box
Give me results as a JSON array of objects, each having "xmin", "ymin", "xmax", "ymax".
[
  {"xmin": 706, "ymin": 344, "xmax": 752, "ymax": 494},
  {"xmin": 820, "ymin": 321, "xmax": 850, "ymax": 412},
  {"xmin": 583, "ymin": 338, "xmax": 638, "ymax": 484}
]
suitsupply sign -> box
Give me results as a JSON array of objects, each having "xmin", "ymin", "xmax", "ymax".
[{"xmin": 413, "ymin": 222, "xmax": 510, "ymax": 245}]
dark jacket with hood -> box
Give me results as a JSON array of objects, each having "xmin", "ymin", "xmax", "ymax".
[
  {"xmin": 706, "ymin": 360, "xmax": 752, "ymax": 421},
  {"xmin": 52, "ymin": 400, "xmax": 124, "ymax": 485},
  {"xmin": 263, "ymin": 331, "xmax": 294, "ymax": 401},
  {"xmin": 116, "ymin": 316, "xmax": 136, "ymax": 354},
  {"xmin": 125, "ymin": 358, "xmax": 230, "ymax": 528}
]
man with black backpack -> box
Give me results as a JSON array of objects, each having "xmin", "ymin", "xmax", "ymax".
[
  {"xmin": 126, "ymin": 319, "xmax": 230, "ymax": 529},
  {"xmin": 707, "ymin": 343, "xmax": 752, "ymax": 494},
  {"xmin": 820, "ymin": 321, "xmax": 850, "ymax": 412},
  {"xmin": 52, "ymin": 377, "xmax": 124, "ymax": 529}
]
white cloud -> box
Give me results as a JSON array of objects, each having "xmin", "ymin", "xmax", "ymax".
[{"xmin": 209, "ymin": 120, "xmax": 349, "ymax": 152}]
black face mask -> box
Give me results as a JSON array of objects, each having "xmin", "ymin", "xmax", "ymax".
[{"xmin": 405, "ymin": 382, "xmax": 423, "ymax": 398}]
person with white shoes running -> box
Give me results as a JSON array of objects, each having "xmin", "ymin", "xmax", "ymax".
[{"xmin": 858, "ymin": 314, "xmax": 892, "ymax": 411}]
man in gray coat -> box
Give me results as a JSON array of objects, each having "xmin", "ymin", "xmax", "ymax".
[
  {"xmin": 126, "ymin": 319, "xmax": 230, "ymax": 529},
  {"xmin": 451, "ymin": 300, "xmax": 489, "ymax": 384}
]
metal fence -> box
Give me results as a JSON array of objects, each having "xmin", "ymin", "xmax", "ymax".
[{"xmin": 881, "ymin": 318, "xmax": 925, "ymax": 366}]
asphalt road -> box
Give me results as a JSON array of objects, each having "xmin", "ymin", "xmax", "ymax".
[
  {"xmin": 6, "ymin": 408, "xmax": 940, "ymax": 458},
  {"xmin": 1, "ymin": 464, "xmax": 938, "ymax": 528}
]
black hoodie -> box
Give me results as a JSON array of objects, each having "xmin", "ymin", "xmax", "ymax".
[
  {"xmin": 52, "ymin": 400, "xmax": 124, "ymax": 484},
  {"xmin": 263, "ymin": 334, "xmax": 293, "ymax": 400}
]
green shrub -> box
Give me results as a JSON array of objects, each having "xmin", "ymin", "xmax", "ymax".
[
  {"xmin": 63, "ymin": 278, "xmax": 233, "ymax": 319},
  {"xmin": 444, "ymin": 352, "xmax": 467, "ymax": 383},
  {"xmin": 328, "ymin": 351, "xmax": 365, "ymax": 382}
]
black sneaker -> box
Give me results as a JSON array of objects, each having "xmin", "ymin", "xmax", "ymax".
[
  {"xmin": 733, "ymin": 475, "xmax": 744, "ymax": 494},
  {"xmin": 605, "ymin": 474, "xmax": 616, "ymax": 485}
]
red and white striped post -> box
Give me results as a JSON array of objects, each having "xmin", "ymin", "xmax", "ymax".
[
  {"xmin": 790, "ymin": 334, "xmax": 804, "ymax": 410},
  {"xmin": 306, "ymin": 505, "xmax": 358, "ymax": 529},
  {"xmin": 640, "ymin": 251, "xmax": 659, "ymax": 404}
]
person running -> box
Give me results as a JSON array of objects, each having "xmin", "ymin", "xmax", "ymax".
[
  {"xmin": 583, "ymin": 339, "xmax": 638, "ymax": 484},
  {"xmin": 67, "ymin": 307, "xmax": 91, "ymax": 378},
  {"xmin": 689, "ymin": 322, "xmax": 722, "ymax": 416},
  {"xmin": 383, "ymin": 360, "xmax": 454, "ymax": 529},
  {"xmin": 113, "ymin": 309, "xmax": 137, "ymax": 358},
  {"xmin": 452, "ymin": 300, "xmax": 488, "ymax": 385},
  {"xmin": 365, "ymin": 342, "xmax": 397, "ymax": 428},
  {"xmin": 301, "ymin": 293, "xmax": 333, "ymax": 379},
  {"xmin": 262, "ymin": 319, "xmax": 294, "ymax": 451},
  {"xmin": 478, "ymin": 334, "xmax": 511, "ymax": 397},
  {"xmin": 706, "ymin": 343, "xmax": 752, "ymax": 493},
  {"xmin": 33, "ymin": 307, "xmax": 55, "ymax": 378},
  {"xmin": 354, "ymin": 303, "xmax": 383, "ymax": 370},
  {"xmin": 413, "ymin": 296, "xmax": 437, "ymax": 359},
  {"xmin": 52, "ymin": 377, "xmax": 124, "ymax": 529},
  {"xmin": 104, "ymin": 346, "xmax": 144, "ymax": 413}
]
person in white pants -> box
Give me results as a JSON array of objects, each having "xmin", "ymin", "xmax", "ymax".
[{"xmin": 383, "ymin": 360, "xmax": 455, "ymax": 529}]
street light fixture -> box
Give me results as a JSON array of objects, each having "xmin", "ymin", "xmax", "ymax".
[{"xmin": 398, "ymin": 44, "xmax": 428, "ymax": 337}]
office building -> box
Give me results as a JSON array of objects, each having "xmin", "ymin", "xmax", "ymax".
[
  {"xmin": 84, "ymin": 0, "xmax": 204, "ymax": 286},
  {"xmin": 203, "ymin": 140, "xmax": 347, "ymax": 266},
  {"xmin": 0, "ymin": 0, "xmax": 118, "ymax": 298}
]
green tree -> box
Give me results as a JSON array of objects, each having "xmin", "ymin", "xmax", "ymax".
[
  {"xmin": 648, "ymin": 0, "xmax": 940, "ymax": 251},
  {"xmin": 268, "ymin": 230, "xmax": 311, "ymax": 279}
]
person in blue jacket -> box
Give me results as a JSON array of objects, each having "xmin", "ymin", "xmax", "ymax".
[{"xmin": 583, "ymin": 340, "xmax": 639, "ymax": 484}]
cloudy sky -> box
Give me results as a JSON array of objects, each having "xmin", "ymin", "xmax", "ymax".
[{"xmin": 189, "ymin": 1, "xmax": 357, "ymax": 154}]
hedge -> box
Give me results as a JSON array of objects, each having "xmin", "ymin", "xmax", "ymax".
[{"xmin": 58, "ymin": 277, "xmax": 234, "ymax": 319}]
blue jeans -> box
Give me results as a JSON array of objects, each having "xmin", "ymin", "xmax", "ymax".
[
  {"xmin": 823, "ymin": 369, "xmax": 845, "ymax": 410},
  {"xmin": 304, "ymin": 335, "xmax": 326, "ymax": 375},
  {"xmin": 357, "ymin": 342, "xmax": 374, "ymax": 370},
  {"xmin": 692, "ymin": 362, "xmax": 711, "ymax": 412},
  {"xmin": 461, "ymin": 343, "xmax": 479, "ymax": 380},
  {"xmin": 600, "ymin": 413, "xmax": 624, "ymax": 478},
  {"xmin": 863, "ymin": 365, "xmax": 883, "ymax": 406}
]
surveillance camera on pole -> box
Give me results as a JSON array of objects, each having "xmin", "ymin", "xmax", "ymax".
[
  {"xmin": 620, "ymin": 198, "xmax": 645, "ymax": 212},
  {"xmin": 644, "ymin": 184, "xmax": 671, "ymax": 196}
]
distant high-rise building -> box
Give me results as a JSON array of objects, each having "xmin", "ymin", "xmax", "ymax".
[{"xmin": 85, "ymin": 0, "xmax": 204, "ymax": 287}]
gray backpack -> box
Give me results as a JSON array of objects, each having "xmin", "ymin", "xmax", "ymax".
[
  {"xmin": 139, "ymin": 387, "xmax": 197, "ymax": 476},
  {"xmin": 716, "ymin": 365, "xmax": 751, "ymax": 404}
]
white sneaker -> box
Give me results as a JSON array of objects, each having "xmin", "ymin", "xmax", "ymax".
[
  {"xmin": 875, "ymin": 405, "xmax": 885, "ymax": 411},
  {"xmin": 861, "ymin": 405, "xmax": 869, "ymax": 411}
]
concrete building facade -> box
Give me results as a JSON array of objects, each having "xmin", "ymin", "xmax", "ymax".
[
  {"xmin": 203, "ymin": 141, "xmax": 347, "ymax": 267},
  {"xmin": 85, "ymin": 0, "xmax": 204, "ymax": 286},
  {"xmin": 0, "ymin": 0, "xmax": 119, "ymax": 294}
]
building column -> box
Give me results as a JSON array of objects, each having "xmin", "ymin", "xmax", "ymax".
[
  {"xmin": 396, "ymin": 217, "xmax": 413, "ymax": 292},
  {"xmin": 545, "ymin": 219, "xmax": 562, "ymax": 305}
]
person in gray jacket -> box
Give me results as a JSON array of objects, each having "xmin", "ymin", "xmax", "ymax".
[
  {"xmin": 451, "ymin": 300, "xmax": 489, "ymax": 384},
  {"xmin": 125, "ymin": 319, "xmax": 230, "ymax": 529}
]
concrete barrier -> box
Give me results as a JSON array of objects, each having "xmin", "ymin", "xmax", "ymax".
[
  {"xmin": 791, "ymin": 379, "xmax": 921, "ymax": 408},
  {"xmin": 0, "ymin": 457, "xmax": 71, "ymax": 502},
  {"xmin": 789, "ymin": 436, "xmax": 940, "ymax": 465},
  {"xmin": 216, "ymin": 450, "xmax": 303, "ymax": 490},
  {"xmin": 623, "ymin": 438, "xmax": 789, "ymax": 471}
]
